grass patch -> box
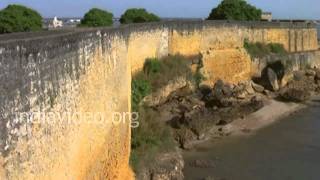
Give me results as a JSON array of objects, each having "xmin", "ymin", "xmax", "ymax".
[
  {"xmin": 244, "ymin": 39, "xmax": 287, "ymax": 58},
  {"xmin": 130, "ymin": 106, "xmax": 174, "ymax": 171}
]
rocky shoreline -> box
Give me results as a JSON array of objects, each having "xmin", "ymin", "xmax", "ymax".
[{"xmin": 135, "ymin": 67, "xmax": 320, "ymax": 180}]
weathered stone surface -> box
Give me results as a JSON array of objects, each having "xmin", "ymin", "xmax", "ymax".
[
  {"xmin": 305, "ymin": 69, "xmax": 316, "ymax": 77},
  {"xmin": 251, "ymin": 81, "xmax": 265, "ymax": 93},
  {"xmin": 143, "ymin": 76, "xmax": 188, "ymax": 106},
  {"xmin": 267, "ymin": 68, "xmax": 280, "ymax": 91},
  {"xmin": 138, "ymin": 150, "xmax": 184, "ymax": 180},
  {"xmin": 293, "ymin": 70, "xmax": 306, "ymax": 81},
  {"xmin": 281, "ymin": 88, "xmax": 311, "ymax": 102},
  {"xmin": 315, "ymin": 69, "xmax": 320, "ymax": 80}
]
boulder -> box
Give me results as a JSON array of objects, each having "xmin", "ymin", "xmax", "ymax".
[
  {"xmin": 244, "ymin": 81, "xmax": 255, "ymax": 95},
  {"xmin": 281, "ymin": 88, "xmax": 311, "ymax": 102},
  {"xmin": 251, "ymin": 81, "xmax": 264, "ymax": 93},
  {"xmin": 250, "ymin": 96, "xmax": 264, "ymax": 110},
  {"xmin": 175, "ymin": 127, "xmax": 197, "ymax": 149},
  {"xmin": 267, "ymin": 68, "xmax": 279, "ymax": 91},
  {"xmin": 150, "ymin": 151, "xmax": 185, "ymax": 180},
  {"xmin": 293, "ymin": 71, "xmax": 305, "ymax": 81},
  {"xmin": 213, "ymin": 79, "xmax": 233, "ymax": 99},
  {"xmin": 305, "ymin": 69, "xmax": 316, "ymax": 77}
]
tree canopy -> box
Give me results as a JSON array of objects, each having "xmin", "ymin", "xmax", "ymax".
[
  {"xmin": 0, "ymin": 4, "xmax": 42, "ymax": 34},
  {"xmin": 120, "ymin": 8, "xmax": 160, "ymax": 24},
  {"xmin": 80, "ymin": 8, "xmax": 113, "ymax": 27},
  {"xmin": 207, "ymin": 0, "xmax": 262, "ymax": 21}
]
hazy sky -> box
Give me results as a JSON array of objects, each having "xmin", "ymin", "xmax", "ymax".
[{"xmin": 0, "ymin": 0, "xmax": 319, "ymax": 19}]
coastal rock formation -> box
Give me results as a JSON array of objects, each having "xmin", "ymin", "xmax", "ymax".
[
  {"xmin": 280, "ymin": 69, "xmax": 320, "ymax": 102},
  {"xmin": 137, "ymin": 150, "xmax": 184, "ymax": 180}
]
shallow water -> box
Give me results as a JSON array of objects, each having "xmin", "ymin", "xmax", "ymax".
[{"xmin": 183, "ymin": 99, "xmax": 320, "ymax": 180}]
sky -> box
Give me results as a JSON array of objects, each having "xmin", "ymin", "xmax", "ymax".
[{"xmin": 0, "ymin": 0, "xmax": 319, "ymax": 19}]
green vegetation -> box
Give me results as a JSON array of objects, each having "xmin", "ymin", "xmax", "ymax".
[
  {"xmin": 244, "ymin": 39, "xmax": 287, "ymax": 57},
  {"xmin": 207, "ymin": 0, "xmax": 262, "ymax": 21},
  {"xmin": 131, "ymin": 55, "xmax": 194, "ymax": 112},
  {"xmin": 0, "ymin": 4, "xmax": 42, "ymax": 34},
  {"xmin": 130, "ymin": 106, "xmax": 173, "ymax": 170},
  {"xmin": 130, "ymin": 55, "xmax": 201, "ymax": 170},
  {"xmin": 79, "ymin": 8, "xmax": 113, "ymax": 27},
  {"xmin": 120, "ymin": 8, "xmax": 160, "ymax": 24},
  {"xmin": 193, "ymin": 57, "xmax": 206, "ymax": 88}
]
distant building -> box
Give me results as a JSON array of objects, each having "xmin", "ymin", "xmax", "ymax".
[
  {"xmin": 49, "ymin": 16, "xmax": 63, "ymax": 28},
  {"xmin": 261, "ymin": 12, "xmax": 272, "ymax": 22}
]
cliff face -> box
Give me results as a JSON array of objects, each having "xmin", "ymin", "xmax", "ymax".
[{"xmin": 0, "ymin": 21, "xmax": 318, "ymax": 179}]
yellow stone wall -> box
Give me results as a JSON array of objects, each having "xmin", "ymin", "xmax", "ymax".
[
  {"xmin": 2, "ymin": 33, "xmax": 133, "ymax": 180},
  {"xmin": 128, "ymin": 28, "xmax": 169, "ymax": 74}
]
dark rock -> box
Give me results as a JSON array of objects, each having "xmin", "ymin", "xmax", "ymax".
[
  {"xmin": 175, "ymin": 127, "xmax": 197, "ymax": 149},
  {"xmin": 281, "ymin": 88, "xmax": 311, "ymax": 102},
  {"xmin": 250, "ymin": 96, "xmax": 264, "ymax": 110},
  {"xmin": 222, "ymin": 83, "xmax": 233, "ymax": 97},
  {"xmin": 149, "ymin": 151, "xmax": 185, "ymax": 180},
  {"xmin": 199, "ymin": 85, "xmax": 212, "ymax": 96},
  {"xmin": 213, "ymin": 79, "xmax": 233, "ymax": 99},
  {"xmin": 219, "ymin": 97, "xmax": 237, "ymax": 107},
  {"xmin": 267, "ymin": 68, "xmax": 279, "ymax": 91},
  {"xmin": 216, "ymin": 119, "xmax": 228, "ymax": 126},
  {"xmin": 251, "ymin": 81, "xmax": 265, "ymax": 93},
  {"xmin": 315, "ymin": 69, "xmax": 320, "ymax": 80}
]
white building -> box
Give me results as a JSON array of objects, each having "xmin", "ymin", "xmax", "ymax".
[
  {"xmin": 49, "ymin": 16, "xmax": 63, "ymax": 28},
  {"xmin": 261, "ymin": 12, "xmax": 272, "ymax": 22}
]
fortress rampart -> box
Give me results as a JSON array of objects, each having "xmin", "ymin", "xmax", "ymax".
[{"xmin": 0, "ymin": 20, "xmax": 318, "ymax": 179}]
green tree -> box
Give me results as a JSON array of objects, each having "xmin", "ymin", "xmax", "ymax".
[
  {"xmin": 207, "ymin": 0, "xmax": 262, "ymax": 21},
  {"xmin": 0, "ymin": 4, "xmax": 42, "ymax": 34},
  {"xmin": 120, "ymin": 8, "xmax": 160, "ymax": 24},
  {"xmin": 80, "ymin": 8, "xmax": 113, "ymax": 27}
]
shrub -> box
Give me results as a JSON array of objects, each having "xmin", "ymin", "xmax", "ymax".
[
  {"xmin": 79, "ymin": 8, "xmax": 113, "ymax": 27},
  {"xmin": 131, "ymin": 76, "xmax": 151, "ymax": 112},
  {"xmin": 244, "ymin": 39, "xmax": 287, "ymax": 57},
  {"xmin": 0, "ymin": 4, "xmax": 42, "ymax": 34},
  {"xmin": 207, "ymin": 0, "xmax": 262, "ymax": 21},
  {"xmin": 269, "ymin": 43, "xmax": 286, "ymax": 54},
  {"xmin": 143, "ymin": 58, "xmax": 162, "ymax": 75},
  {"xmin": 120, "ymin": 8, "xmax": 160, "ymax": 24}
]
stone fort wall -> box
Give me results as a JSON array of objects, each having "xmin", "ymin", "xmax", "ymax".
[{"xmin": 0, "ymin": 20, "xmax": 318, "ymax": 179}]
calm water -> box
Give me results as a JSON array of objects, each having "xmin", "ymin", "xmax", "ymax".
[{"xmin": 183, "ymin": 99, "xmax": 320, "ymax": 180}]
